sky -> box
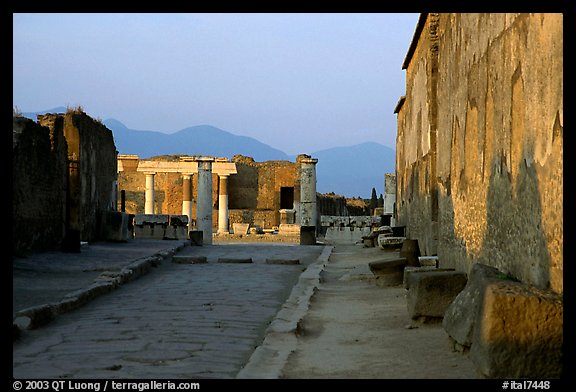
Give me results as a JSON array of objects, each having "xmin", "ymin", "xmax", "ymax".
[{"xmin": 13, "ymin": 13, "xmax": 420, "ymax": 155}]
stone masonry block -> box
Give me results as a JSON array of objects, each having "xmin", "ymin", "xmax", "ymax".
[
  {"xmin": 369, "ymin": 258, "xmax": 406, "ymax": 287},
  {"xmin": 442, "ymin": 263, "xmax": 501, "ymax": 348},
  {"xmin": 134, "ymin": 214, "xmax": 170, "ymax": 225},
  {"xmin": 407, "ymin": 271, "xmax": 467, "ymax": 320},
  {"xmin": 403, "ymin": 266, "xmax": 455, "ymax": 289},
  {"xmin": 134, "ymin": 224, "xmax": 165, "ymax": 240},
  {"xmin": 470, "ymin": 280, "xmax": 563, "ymax": 379},
  {"xmin": 169, "ymin": 215, "xmax": 189, "ymax": 226},
  {"xmin": 233, "ymin": 223, "xmax": 250, "ymax": 235}
]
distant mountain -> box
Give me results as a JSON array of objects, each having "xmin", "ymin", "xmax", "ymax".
[
  {"xmin": 104, "ymin": 119, "xmax": 291, "ymax": 162},
  {"xmin": 312, "ymin": 142, "xmax": 395, "ymax": 198}
]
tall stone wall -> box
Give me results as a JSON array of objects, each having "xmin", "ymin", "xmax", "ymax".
[
  {"xmin": 396, "ymin": 13, "xmax": 563, "ymax": 293},
  {"xmin": 38, "ymin": 112, "xmax": 118, "ymax": 243},
  {"xmin": 13, "ymin": 110, "xmax": 118, "ymax": 254},
  {"xmin": 13, "ymin": 116, "xmax": 68, "ymax": 255}
]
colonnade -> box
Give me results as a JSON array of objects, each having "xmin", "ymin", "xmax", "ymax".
[{"xmin": 117, "ymin": 154, "xmax": 318, "ymax": 244}]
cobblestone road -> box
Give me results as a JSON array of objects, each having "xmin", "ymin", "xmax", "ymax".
[{"xmin": 13, "ymin": 244, "xmax": 324, "ymax": 379}]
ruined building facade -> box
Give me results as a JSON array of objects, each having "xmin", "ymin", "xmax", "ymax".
[
  {"xmin": 13, "ymin": 110, "xmax": 118, "ymax": 255},
  {"xmin": 117, "ymin": 154, "xmax": 324, "ymax": 232},
  {"xmin": 395, "ymin": 13, "xmax": 562, "ymax": 294}
]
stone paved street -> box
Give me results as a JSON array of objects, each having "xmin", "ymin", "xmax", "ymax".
[{"xmin": 13, "ymin": 243, "xmax": 324, "ymax": 379}]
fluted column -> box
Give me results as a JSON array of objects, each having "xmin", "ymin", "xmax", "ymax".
[{"xmin": 299, "ymin": 156, "xmax": 318, "ymax": 245}]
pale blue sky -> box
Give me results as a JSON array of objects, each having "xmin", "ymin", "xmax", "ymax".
[{"xmin": 13, "ymin": 13, "xmax": 420, "ymax": 155}]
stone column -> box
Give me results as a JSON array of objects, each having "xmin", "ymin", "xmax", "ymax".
[
  {"xmin": 217, "ymin": 174, "xmax": 229, "ymax": 234},
  {"xmin": 299, "ymin": 156, "xmax": 318, "ymax": 245},
  {"xmin": 144, "ymin": 172, "xmax": 155, "ymax": 214},
  {"xmin": 182, "ymin": 174, "xmax": 193, "ymax": 231},
  {"xmin": 196, "ymin": 158, "xmax": 214, "ymax": 244}
]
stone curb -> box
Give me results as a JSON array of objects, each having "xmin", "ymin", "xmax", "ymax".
[
  {"xmin": 236, "ymin": 245, "xmax": 333, "ymax": 379},
  {"xmin": 13, "ymin": 243, "xmax": 187, "ymax": 333}
]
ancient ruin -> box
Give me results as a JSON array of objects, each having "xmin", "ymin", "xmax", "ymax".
[
  {"xmin": 117, "ymin": 154, "xmax": 375, "ymax": 245},
  {"xmin": 13, "ymin": 109, "xmax": 122, "ymax": 255},
  {"xmin": 394, "ymin": 13, "xmax": 563, "ymax": 378}
]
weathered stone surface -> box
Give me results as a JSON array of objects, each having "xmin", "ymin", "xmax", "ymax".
[
  {"xmin": 407, "ymin": 271, "xmax": 467, "ymax": 320},
  {"xmin": 164, "ymin": 226, "xmax": 188, "ymax": 240},
  {"xmin": 14, "ymin": 304, "xmax": 56, "ymax": 330},
  {"xmin": 172, "ymin": 256, "xmax": 208, "ymax": 264},
  {"xmin": 470, "ymin": 280, "xmax": 563, "ymax": 379},
  {"xmin": 418, "ymin": 256, "xmax": 438, "ymax": 267},
  {"xmin": 134, "ymin": 225, "xmax": 163, "ymax": 240},
  {"xmin": 266, "ymin": 258, "xmax": 300, "ymax": 265},
  {"xmin": 299, "ymin": 226, "xmax": 316, "ymax": 245},
  {"xmin": 403, "ymin": 266, "xmax": 455, "ymax": 289},
  {"xmin": 232, "ymin": 223, "xmax": 250, "ymax": 235},
  {"xmin": 442, "ymin": 263, "xmax": 501, "ymax": 348},
  {"xmin": 218, "ymin": 258, "xmax": 253, "ymax": 264},
  {"xmin": 169, "ymin": 215, "xmax": 189, "ymax": 226},
  {"xmin": 395, "ymin": 13, "xmax": 563, "ymax": 294},
  {"xmin": 189, "ymin": 230, "xmax": 203, "ymax": 246},
  {"xmin": 400, "ymin": 239, "xmax": 421, "ymax": 266},
  {"xmin": 134, "ymin": 214, "xmax": 170, "ymax": 225},
  {"xmin": 377, "ymin": 235, "xmax": 405, "ymax": 249},
  {"xmin": 369, "ymin": 258, "xmax": 407, "ymax": 287}
]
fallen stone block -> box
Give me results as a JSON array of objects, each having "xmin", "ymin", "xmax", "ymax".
[
  {"xmin": 233, "ymin": 223, "xmax": 250, "ymax": 235},
  {"xmin": 443, "ymin": 263, "xmax": 501, "ymax": 349},
  {"xmin": 407, "ymin": 271, "xmax": 467, "ymax": 322},
  {"xmin": 403, "ymin": 266, "xmax": 455, "ymax": 289},
  {"xmin": 418, "ymin": 256, "xmax": 439, "ymax": 267},
  {"xmin": 377, "ymin": 235, "xmax": 405, "ymax": 249},
  {"xmin": 368, "ymin": 258, "xmax": 407, "ymax": 287},
  {"xmin": 470, "ymin": 280, "xmax": 563, "ymax": 379},
  {"xmin": 218, "ymin": 257, "xmax": 253, "ymax": 264},
  {"xmin": 172, "ymin": 255, "xmax": 208, "ymax": 264},
  {"xmin": 266, "ymin": 258, "xmax": 300, "ymax": 265}
]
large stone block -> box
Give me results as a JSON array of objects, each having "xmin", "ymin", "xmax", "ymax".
[
  {"xmin": 233, "ymin": 223, "xmax": 250, "ymax": 235},
  {"xmin": 299, "ymin": 226, "xmax": 316, "ymax": 245},
  {"xmin": 443, "ymin": 263, "xmax": 501, "ymax": 348},
  {"xmin": 134, "ymin": 224, "xmax": 165, "ymax": 240},
  {"xmin": 99, "ymin": 211, "xmax": 130, "ymax": 242},
  {"xmin": 169, "ymin": 215, "xmax": 189, "ymax": 226},
  {"xmin": 470, "ymin": 280, "xmax": 563, "ymax": 379},
  {"xmin": 403, "ymin": 266, "xmax": 455, "ymax": 289},
  {"xmin": 134, "ymin": 214, "xmax": 169, "ymax": 225},
  {"xmin": 369, "ymin": 258, "xmax": 407, "ymax": 287},
  {"xmin": 407, "ymin": 271, "xmax": 467, "ymax": 320}
]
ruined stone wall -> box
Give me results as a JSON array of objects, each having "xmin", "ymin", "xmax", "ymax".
[
  {"xmin": 396, "ymin": 13, "xmax": 440, "ymax": 256},
  {"xmin": 38, "ymin": 112, "xmax": 118, "ymax": 243},
  {"xmin": 118, "ymin": 154, "xmax": 354, "ymax": 230},
  {"xmin": 13, "ymin": 116, "xmax": 68, "ymax": 255},
  {"xmin": 397, "ymin": 13, "xmax": 563, "ymax": 293},
  {"xmin": 68, "ymin": 113, "xmax": 118, "ymax": 241}
]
